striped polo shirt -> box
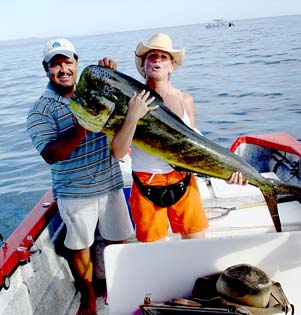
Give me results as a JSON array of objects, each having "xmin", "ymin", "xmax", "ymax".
[{"xmin": 27, "ymin": 83, "xmax": 123, "ymax": 201}]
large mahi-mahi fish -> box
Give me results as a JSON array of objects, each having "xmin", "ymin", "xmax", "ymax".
[{"xmin": 70, "ymin": 65, "xmax": 301, "ymax": 232}]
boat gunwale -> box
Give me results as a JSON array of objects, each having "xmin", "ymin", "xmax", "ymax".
[
  {"xmin": 0, "ymin": 190, "xmax": 57, "ymax": 289},
  {"xmin": 230, "ymin": 132, "xmax": 301, "ymax": 159}
]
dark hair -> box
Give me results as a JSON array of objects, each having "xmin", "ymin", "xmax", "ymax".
[{"xmin": 42, "ymin": 53, "xmax": 78, "ymax": 72}]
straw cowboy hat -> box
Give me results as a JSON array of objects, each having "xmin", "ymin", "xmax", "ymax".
[
  {"xmin": 215, "ymin": 264, "xmax": 272, "ymax": 308},
  {"xmin": 135, "ymin": 33, "xmax": 185, "ymax": 77},
  {"xmin": 140, "ymin": 264, "xmax": 292, "ymax": 315},
  {"xmin": 192, "ymin": 264, "xmax": 292, "ymax": 315}
]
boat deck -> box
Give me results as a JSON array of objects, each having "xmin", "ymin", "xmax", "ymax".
[
  {"xmin": 1, "ymin": 171, "xmax": 300, "ymax": 315},
  {"xmin": 96, "ymin": 173, "xmax": 301, "ymax": 315}
]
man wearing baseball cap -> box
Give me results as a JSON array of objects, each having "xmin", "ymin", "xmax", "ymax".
[
  {"xmin": 43, "ymin": 38, "xmax": 78, "ymax": 63},
  {"xmin": 27, "ymin": 38, "xmax": 134, "ymax": 315}
]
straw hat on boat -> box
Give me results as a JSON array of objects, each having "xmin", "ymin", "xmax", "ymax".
[
  {"xmin": 135, "ymin": 33, "xmax": 185, "ymax": 77},
  {"xmin": 192, "ymin": 264, "xmax": 292, "ymax": 315},
  {"xmin": 216, "ymin": 264, "xmax": 272, "ymax": 308}
]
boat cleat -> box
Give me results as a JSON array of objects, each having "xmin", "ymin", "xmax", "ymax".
[
  {"xmin": 17, "ymin": 235, "xmax": 42, "ymax": 265},
  {"xmin": 27, "ymin": 235, "xmax": 42, "ymax": 257}
]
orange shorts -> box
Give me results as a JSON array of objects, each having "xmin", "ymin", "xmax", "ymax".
[{"xmin": 129, "ymin": 170, "xmax": 208, "ymax": 242}]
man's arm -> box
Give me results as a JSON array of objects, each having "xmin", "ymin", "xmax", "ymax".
[{"xmin": 41, "ymin": 121, "xmax": 88, "ymax": 164}]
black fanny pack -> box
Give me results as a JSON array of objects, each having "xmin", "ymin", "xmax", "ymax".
[{"xmin": 132, "ymin": 171, "xmax": 191, "ymax": 207}]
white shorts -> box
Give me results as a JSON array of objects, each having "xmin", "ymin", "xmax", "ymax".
[{"xmin": 58, "ymin": 189, "xmax": 134, "ymax": 250}]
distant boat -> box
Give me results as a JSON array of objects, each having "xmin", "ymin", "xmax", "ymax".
[{"xmin": 205, "ymin": 19, "xmax": 234, "ymax": 29}]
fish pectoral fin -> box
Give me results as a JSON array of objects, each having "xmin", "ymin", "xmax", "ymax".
[{"xmin": 263, "ymin": 191, "xmax": 282, "ymax": 232}]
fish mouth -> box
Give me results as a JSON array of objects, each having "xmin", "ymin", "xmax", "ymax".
[{"xmin": 69, "ymin": 98, "xmax": 103, "ymax": 132}]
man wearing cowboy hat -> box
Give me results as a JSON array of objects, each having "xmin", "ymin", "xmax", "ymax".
[{"xmin": 112, "ymin": 33, "xmax": 248, "ymax": 242}]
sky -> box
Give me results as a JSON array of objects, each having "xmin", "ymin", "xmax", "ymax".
[{"xmin": 1, "ymin": 0, "xmax": 301, "ymax": 41}]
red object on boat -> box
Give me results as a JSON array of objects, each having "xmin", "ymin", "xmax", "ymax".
[
  {"xmin": 0, "ymin": 190, "xmax": 57, "ymax": 289},
  {"xmin": 230, "ymin": 132, "xmax": 301, "ymax": 158}
]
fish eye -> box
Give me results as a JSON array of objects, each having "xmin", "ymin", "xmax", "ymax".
[{"xmin": 103, "ymin": 85, "xmax": 110, "ymax": 94}]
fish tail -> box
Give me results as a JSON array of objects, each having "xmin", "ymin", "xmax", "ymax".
[
  {"xmin": 262, "ymin": 191, "xmax": 282, "ymax": 232},
  {"xmin": 262, "ymin": 178, "xmax": 301, "ymax": 232}
]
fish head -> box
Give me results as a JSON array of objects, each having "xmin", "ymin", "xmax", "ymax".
[
  {"xmin": 70, "ymin": 65, "xmax": 135, "ymax": 133},
  {"xmin": 69, "ymin": 65, "xmax": 120, "ymax": 132}
]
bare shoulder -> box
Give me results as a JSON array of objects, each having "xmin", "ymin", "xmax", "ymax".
[
  {"xmin": 180, "ymin": 90, "xmax": 193, "ymax": 101},
  {"xmin": 180, "ymin": 91, "xmax": 195, "ymax": 111},
  {"xmin": 179, "ymin": 90, "xmax": 195, "ymax": 128}
]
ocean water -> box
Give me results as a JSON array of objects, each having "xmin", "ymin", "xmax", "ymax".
[{"xmin": 0, "ymin": 15, "xmax": 300, "ymax": 239}]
